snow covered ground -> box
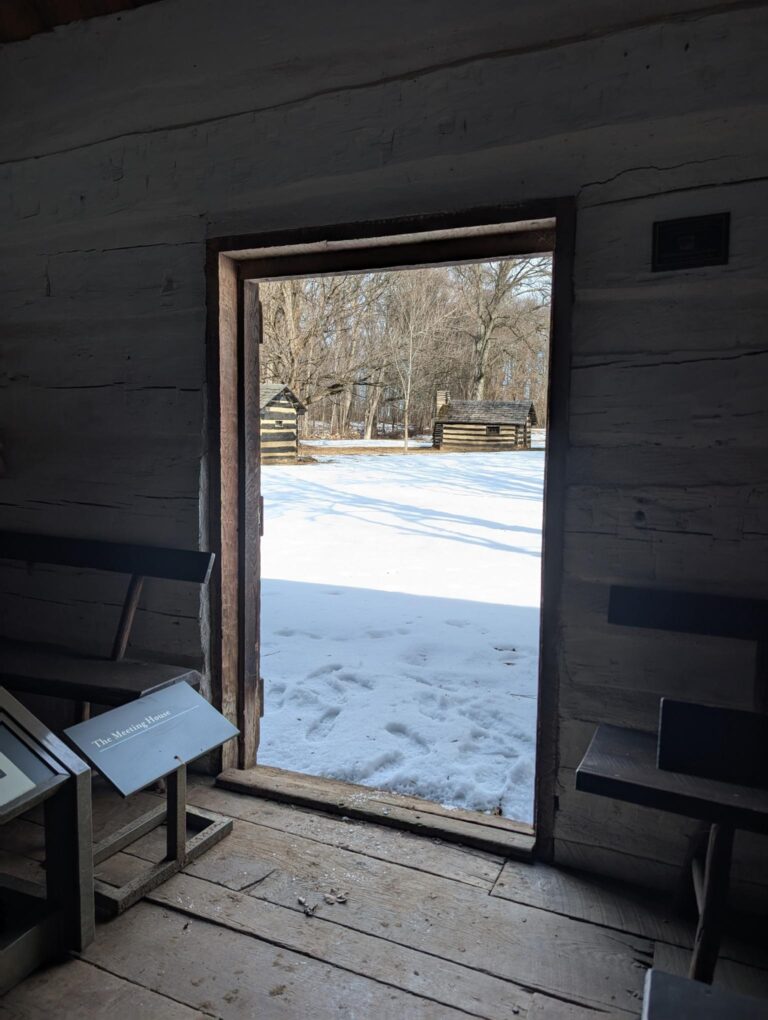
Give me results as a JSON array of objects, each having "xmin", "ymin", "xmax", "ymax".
[{"xmin": 259, "ymin": 448, "xmax": 544, "ymax": 823}]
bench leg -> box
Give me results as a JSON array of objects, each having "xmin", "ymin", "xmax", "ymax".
[
  {"xmin": 689, "ymin": 823, "xmax": 734, "ymax": 983},
  {"xmin": 166, "ymin": 764, "xmax": 187, "ymax": 867},
  {"xmin": 677, "ymin": 821, "xmax": 709, "ymax": 914}
]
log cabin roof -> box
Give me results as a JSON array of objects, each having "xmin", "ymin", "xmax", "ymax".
[
  {"xmin": 259, "ymin": 383, "xmax": 306, "ymax": 414},
  {"xmin": 435, "ymin": 400, "xmax": 537, "ymax": 426}
]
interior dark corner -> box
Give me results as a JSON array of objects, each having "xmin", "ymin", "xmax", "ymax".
[{"xmin": 0, "ymin": 2, "xmax": 766, "ymax": 1017}]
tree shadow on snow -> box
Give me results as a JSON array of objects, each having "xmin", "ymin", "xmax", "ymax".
[{"xmin": 262, "ymin": 475, "xmax": 544, "ymax": 558}]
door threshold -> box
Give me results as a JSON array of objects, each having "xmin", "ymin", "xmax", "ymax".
[{"xmin": 217, "ymin": 764, "xmax": 535, "ymax": 858}]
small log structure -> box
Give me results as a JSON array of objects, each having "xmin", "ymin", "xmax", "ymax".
[
  {"xmin": 433, "ymin": 395, "xmax": 537, "ymax": 451},
  {"xmin": 259, "ymin": 383, "xmax": 306, "ymax": 464}
]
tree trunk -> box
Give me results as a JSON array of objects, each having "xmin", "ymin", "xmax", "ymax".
[
  {"xmin": 364, "ymin": 387, "xmax": 380, "ymax": 439},
  {"xmin": 340, "ymin": 385, "xmax": 354, "ymax": 436}
]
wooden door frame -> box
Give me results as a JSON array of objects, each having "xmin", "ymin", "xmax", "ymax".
[{"xmin": 205, "ymin": 198, "xmax": 574, "ymax": 856}]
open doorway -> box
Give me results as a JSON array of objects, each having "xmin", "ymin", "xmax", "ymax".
[
  {"xmin": 207, "ymin": 204, "xmax": 573, "ymax": 854},
  {"xmin": 258, "ymin": 257, "xmax": 551, "ymax": 826}
]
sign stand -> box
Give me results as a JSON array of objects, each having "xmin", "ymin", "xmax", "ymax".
[
  {"xmin": 0, "ymin": 687, "xmax": 94, "ymax": 994},
  {"xmin": 65, "ymin": 682, "xmax": 239, "ymax": 916},
  {"xmin": 90, "ymin": 762, "xmax": 232, "ymax": 915}
]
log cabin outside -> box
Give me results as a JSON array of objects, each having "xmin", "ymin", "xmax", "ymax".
[
  {"xmin": 433, "ymin": 395, "xmax": 537, "ymax": 451},
  {"xmin": 259, "ymin": 383, "xmax": 306, "ymax": 464}
]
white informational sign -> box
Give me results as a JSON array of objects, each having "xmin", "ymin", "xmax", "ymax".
[{"xmin": 0, "ymin": 749, "xmax": 36, "ymax": 808}]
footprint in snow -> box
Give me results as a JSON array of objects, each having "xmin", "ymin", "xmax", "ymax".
[
  {"xmin": 288, "ymin": 688, "xmax": 322, "ymax": 707},
  {"xmin": 445, "ymin": 619, "xmax": 470, "ymax": 628},
  {"xmin": 306, "ymin": 706, "xmax": 341, "ymax": 740},
  {"xmin": 416, "ymin": 691, "xmax": 448, "ymax": 721},
  {"xmin": 385, "ymin": 721, "xmax": 429, "ymax": 751},
  {"xmin": 399, "ymin": 647, "xmax": 432, "ymax": 667},
  {"xmin": 337, "ymin": 672, "xmax": 374, "ymax": 690},
  {"xmin": 353, "ymin": 750, "xmax": 404, "ymax": 781},
  {"xmin": 268, "ymin": 681, "xmax": 287, "ymax": 708},
  {"xmin": 465, "ymin": 705, "xmax": 499, "ymax": 728},
  {"xmin": 306, "ymin": 663, "xmax": 343, "ymax": 678}
]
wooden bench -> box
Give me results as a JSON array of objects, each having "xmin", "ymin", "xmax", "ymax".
[
  {"xmin": 0, "ymin": 530, "xmax": 214, "ymax": 717},
  {"xmin": 576, "ymin": 721, "xmax": 768, "ymax": 984},
  {"xmin": 578, "ymin": 585, "xmax": 768, "ymax": 984}
]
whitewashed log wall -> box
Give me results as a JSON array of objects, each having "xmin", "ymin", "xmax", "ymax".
[
  {"xmin": 1, "ymin": 0, "xmax": 766, "ymax": 898},
  {"xmin": 435, "ymin": 423, "xmax": 531, "ymax": 450},
  {"xmin": 260, "ymin": 396, "xmax": 301, "ymax": 463}
]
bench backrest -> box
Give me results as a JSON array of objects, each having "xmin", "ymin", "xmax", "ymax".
[
  {"xmin": 608, "ymin": 584, "xmax": 768, "ymax": 714},
  {"xmin": 0, "ymin": 530, "xmax": 215, "ymax": 665},
  {"xmin": 0, "ymin": 531, "xmax": 213, "ymax": 584},
  {"xmin": 608, "ymin": 584, "xmax": 766, "ymax": 641}
]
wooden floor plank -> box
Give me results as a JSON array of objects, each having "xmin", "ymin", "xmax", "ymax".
[
  {"xmin": 493, "ymin": 860, "xmax": 691, "ymax": 944},
  {"xmin": 7, "ymin": 780, "xmax": 767, "ymax": 1019},
  {"xmin": 0, "ymin": 958, "xmax": 210, "ymax": 1020},
  {"xmin": 219, "ymin": 766, "xmax": 535, "ymax": 835},
  {"xmin": 493, "ymin": 860, "xmax": 768, "ymax": 971},
  {"xmin": 249, "ymin": 870, "xmax": 650, "ymax": 1013},
  {"xmin": 527, "ymin": 994, "xmax": 634, "ymax": 1019},
  {"xmin": 90, "ymin": 782, "xmax": 162, "ymax": 845},
  {"xmin": 149, "ymin": 872, "xmax": 534, "ymax": 1020},
  {"xmin": 0, "ymin": 810, "xmax": 168, "ymax": 892},
  {"xmin": 218, "ymin": 766, "xmax": 535, "ymax": 856},
  {"xmin": 121, "ymin": 814, "xmax": 651, "ymax": 1013},
  {"xmin": 80, "ymin": 901, "xmax": 473, "ymax": 1019},
  {"xmin": 1, "ymin": 786, "xmax": 164, "ymax": 866},
  {"xmin": 188, "ymin": 779, "xmax": 505, "ymax": 890}
]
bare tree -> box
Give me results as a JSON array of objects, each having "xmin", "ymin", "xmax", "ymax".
[
  {"xmin": 451, "ymin": 258, "xmax": 551, "ymax": 400},
  {"xmin": 260, "ymin": 256, "xmax": 552, "ymax": 439},
  {"xmin": 379, "ymin": 269, "xmax": 454, "ymax": 451}
]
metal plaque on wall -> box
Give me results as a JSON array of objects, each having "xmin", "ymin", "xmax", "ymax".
[{"xmin": 652, "ymin": 212, "xmax": 730, "ymax": 272}]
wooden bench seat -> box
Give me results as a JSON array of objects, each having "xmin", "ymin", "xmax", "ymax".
[
  {"xmin": 576, "ymin": 723, "xmax": 768, "ymax": 835},
  {"xmin": 0, "ymin": 530, "xmax": 214, "ymax": 716},
  {"xmin": 0, "ymin": 638, "xmax": 201, "ymax": 706}
]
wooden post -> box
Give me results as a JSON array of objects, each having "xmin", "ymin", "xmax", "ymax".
[
  {"xmin": 166, "ymin": 764, "xmax": 187, "ymax": 866},
  {"xmin": 689, "ymin": 823, "xmax": 735, "ymax": 983},
  {"xmin": 238, "ymin": 280, "xmax": 261, "ymax": 767}
]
